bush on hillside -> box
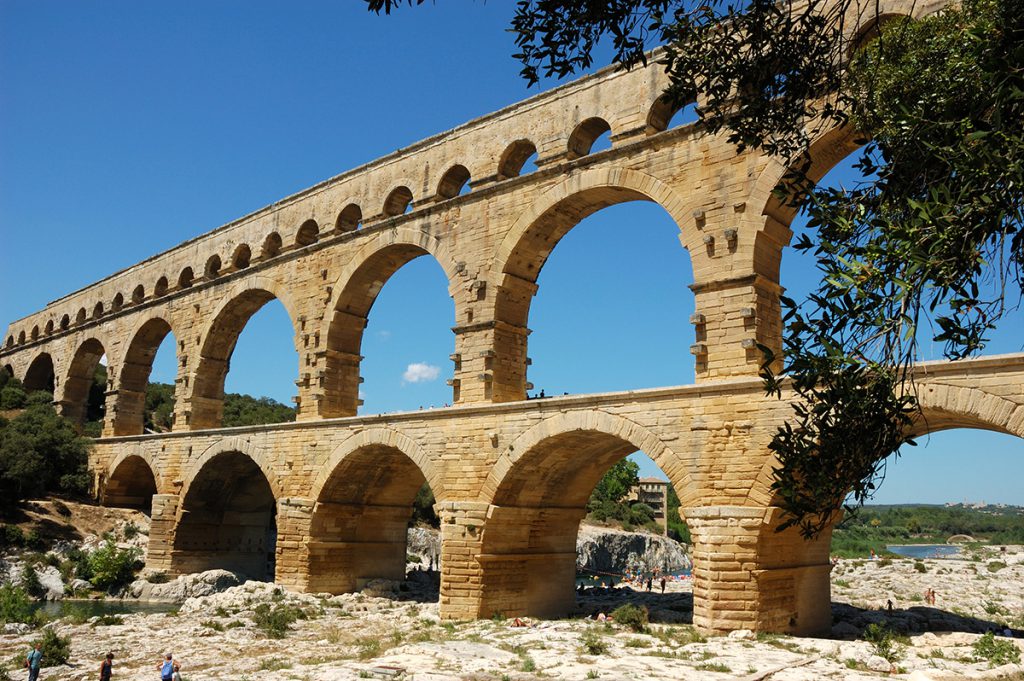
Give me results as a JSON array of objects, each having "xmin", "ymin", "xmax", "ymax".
[
  {"xmin": 0, "ymin": 583, "xmax": 36, "ymax": 625},
  {"xmin": 87, "ymin": 540, "xmax": 141, "ymax": 592}
]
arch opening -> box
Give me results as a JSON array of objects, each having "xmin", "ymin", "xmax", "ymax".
[
  {"xmin": 335, "ymin": 204, "xmax": 363, "ymax": 232},
  {"xmin": 154, "ymin": 276, "xmax": 169, "ymax": 297},
  {"xmin": 322, "ymin": 244, "xmax": 454, "ymax": 417},
  {"xmin": 173, "ymin": 451, "xmax": 276, "ymax": 580},
  {"xmin": 383, "ymin": 186, "xmax": 414, "ymax": 217},
  {"xmin": 178, "ymin": 267, "xmax": 195, "ymax": 290},
  {"xmin": 44, "ymin": 320, "xmax": 54, "ymax": 335},
  {"xmin": 436, "ymin": 164, "xmax": 471, "ymax": 200},
  {"xmin": 190, "ymin": 289, "xmax": 297, "ymax": 430},
  {"xmin": 296, "ymin": 219, "xmax": 319, "ymax": 247},
  {"xmin": 231, "ymin": 244, "xmax": 252, "ymax": 270},
  {"xmin": 567, "ymin": 117, "xmax": 612, "ymax": 160},
  {"xmin": 481, "ymin": 426, "xmax": 691, "ymax": 620},
  {"xmin": 647, "ymin": 95, "xmax": 700, "ymax": 134},
  {"xmin": 112, "ymin": 317, "xmax": 176, "ymax": 436},
  {"xmin": 30, "ymin": 326, "xmax": 39, "ymax": 341},
  {"xmin": 23, "ymin": 353, "xmax": 55, "ymax": 394},
  {"xmin": 92, "ymin": 302, "xmax": 104, "ymax": 319},
  {"xmin": 261, "ymin": 232, "xmax": 282, "ymax": 260},
  {"xmin": 64, "ymin": 338, "xmax": 107, "ymax": 432},
  {"xmin": 205, "ymin": 254, "xmax": 222, "ymax": 280},
  {"xmin": 102, "ymin": 455, "xmax": 157, "ymax": 513},
  {"xmin": 498, "ymin": 139, "xmax": 538, "ymax": 180},
  {"xmin": 497, "ymin": 188, "xmax": 695, "ymax": 399},
  {"xmin": 59, "ymin": 315, "xmax": 70, "ymax": 331},
  {"xmin": 306, "ymin": 444, "xmax": 438, "ymax": 597},
  {"xmin": 112, "ymin": 293, "xmax": 124, "ymax": 312}
]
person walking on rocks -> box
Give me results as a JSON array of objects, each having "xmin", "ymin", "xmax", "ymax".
[
  {"xmin": 660, "ymin": 577, "xmax": 666, "ymax": 594},
  {"xmin": 98, "ymin": 653, "xmax": 113, "ymax": 681},
  {"xmin": 157, "ymin": 653, "xmax": 174, "ymax": 681},
  {"xmin": 24, "ymin": 642, "xmax": 42, "ymax": 681}
]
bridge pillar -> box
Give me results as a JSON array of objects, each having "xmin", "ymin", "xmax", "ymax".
[
  {"xmin": 690, "ymin": 275, "xmax": 783, "ymax": 380},
  {"xmin": 274, "ymin": 497, "xmax": 314, "ymax": 591},
  {"xmin": 145, "ymin": 494, "xmax": 180, "ymax": 576},
  {"xmin": 452, "ymin": 322, "xmax": 529, "ymax": 404},
  {"xmin": 685, "ymin": 506, "xmax": 833, "ymax": 636},
  {"xmin": 437, "ymin": 501, "xmax": 489, "ymax": 620}
]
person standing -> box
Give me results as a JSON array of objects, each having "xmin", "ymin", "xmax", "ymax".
[
  {"xmin": 99, "ymin": 653, "xmax": 113, "ymax": 681},
  {"xmin": 157, "ymin": 654, "xmax": 174, "ymax": 681},
  {"xmin": 24, "ymin": 643, "xmax": 42, "ymax": 681}
]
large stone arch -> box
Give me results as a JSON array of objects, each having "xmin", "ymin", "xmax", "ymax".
[
  {"xmin": 172, "ymin": 437, "xmax": 281, "ymax": 579},
  {"xmin": 22, "ymin": 351, "xmax": 56, "ymax": 394},
  {"xmin": 300, "ymin": 426, "xmax": 443, "ymax": 593},
  {"xmin": 59, "ymin": 336, "xmax": 109, "ymax": 429},
  {"xmin": 475, "ymin": 409, "xmax": 690, "ymax": 619},
  {"xmin": 317, "ymin": 226, "xmax": 461, "ymax": 418},
  {"xmin": 100, "ymin": 448, "xmax": 160, "ymax": 512},
  {"xmin": 745, "ymin": 383, "xmax": 1024, "ymax": 508},
  {"xmin": 111, "ymin": 312, "xmax": 180, "ymax": 436},
  {"xmin": 188, "ymin": 276, "xmax": 302, "ymax": 429},
  {"xmin": 485, "ymin": 167, "xmax": 701, "ymax": 402}
]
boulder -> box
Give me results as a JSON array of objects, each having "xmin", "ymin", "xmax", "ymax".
[
  {"xmin": 576, "ymin": 525, "xmax": 690, "ymax": 574},
  {"xmin": 129, "ymin": 569, "xmax": 240, "ymax": 603}
]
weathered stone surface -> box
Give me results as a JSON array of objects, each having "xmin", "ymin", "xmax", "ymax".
[{"xmin": 576, "ymin": 525, "xmax": 690, "ymax": 574}]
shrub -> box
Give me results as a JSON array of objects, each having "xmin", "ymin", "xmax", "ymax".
[
  {"xmin": 863, "ymin": 623, "xmax": 906, "ymax": 663},
  {"xmin": 0, "ymin": 525, "xmax": 25, "ymax": 548},
  {"xmin": 972, "ymin": 632, "xmax": 1021, "ymax": 667},
  {"xmin": 581, "ymin": 630, "xmax": 608, "ymax": 655},
  {"xmin": 611, "ymin": 604, "xmax": 649, "ymax": 633},
  {"xmin": 913, "ymin": 561, "xmax": 927, "ymax": 573},
  {"xmin": 52, "ymin": 501, "xmax": 71, "ymax": 517},
  {"xmin": 121, "ymin": 522, "xmax": 139, "ymax": 540},
  {"xmin": 21, "ymin": 565, "xmax": 45, "ymax": 599},
  {"xmin": 0, "ymin": 583, "xmax": 36, "ymax": 625},
  {"xmin": 251, "ymin": 603, "xmax": 301, "ymax": 639},
  {"xmin": 987, "ymin": 561, "xmax": 1007, "ymax": 573},
  {"xmin": 36, "ymin": 627, "xmax": 72, "ymax": 666},
  {"xmin": 88, "ymin": 540, "xmax": 141, "ymax": 591}
]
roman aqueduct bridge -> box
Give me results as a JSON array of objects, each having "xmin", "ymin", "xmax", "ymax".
[{"xmin": 3, "ymin": 0, "xmax": 1021, "ymax": 634}]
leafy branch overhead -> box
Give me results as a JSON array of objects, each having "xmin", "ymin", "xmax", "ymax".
[{"xmin": 367, "ymin": 0, "xmax": 1024, "ymax": 536}]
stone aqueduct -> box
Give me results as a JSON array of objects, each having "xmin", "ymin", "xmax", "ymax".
[{"xmin": 3, "ymin": 0, "xmax": 1022, "ymax": 634}]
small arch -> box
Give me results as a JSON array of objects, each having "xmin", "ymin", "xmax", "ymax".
[
  {"xmin": 44, "ymin": 320, "xmax": 54, "ymax": 335},
  {"xmin": 154, "ymin": 276, "xmax": 169, "ymax": 297},
  {"xmin": 382, "ymin": 186, "xmax": 414, "ymax": 217},
  {"xmin": 295, "ymin": 219, "xmax": 319, "ymax": 247},
  {"xmin": 112, "ymin": 293, "xmax": 124, "ymax": 312},
  {"xmin": 436, "ymin": 164, "xmax": 471, "ymax": 200},
  {"xmin": 59, "ymin": 315, "xmax": 70, "ymax": 331},
  {"xmin": 17, "ymin": 330, "xmax": 26, "ymax": 344},
  {"xmin": 102, "ymin": 453, "xmax": 158, "ymax": 512},
  {"xmin": 5, "ymin": 336, "xmax": 13, "ymax": 349},
  {"xmin": 205, "ymin": 254, "xmax": 222, "ymax": 279},
  {"xmin": 132, "ymin": 285, "xmax": 145, "ymax": 304},
  {"xmin": 261, "ymin": 232, "xmax": 282, "ymax": 259},
  {"xmin": 335, "ymin": 204, "xmax": 362, "ymax": 232},
  {"xmin": 498, "ymin": 139, "xmax": 538, "ymax": 180},
  {"xmin": 178, "ymin": 267, "xmax": 195, "ymax": 289},
  {"xmin": 646, "ymin": 95, "xmax": 699, "ymax": 134},
  {"xmin": 567, "ymin": 117, "xmax": 612, "ymax": 160},
  {"xmin": 231, "ymin": 244, "xmax": 252, "ymax": 270},
  {"xmin": 76, "ymin": 308, "xmax": 87, "ymax": 325},
  {"xmin": 92, "ymin": 302, "xmax": 104, "ymax": 319},
  {"xmin": 30, "ymin": 325, "xmax": 39, "ymax": 341}
]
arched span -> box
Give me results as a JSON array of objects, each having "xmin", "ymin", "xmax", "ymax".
[
  {"xmin": 745, "ymin": 382, "xmax": 1024, "ymax": 508},
  {"xmin": 189, "ymin": 277, "xmax": 301, "ymax": 429},
  {"xmin": 23, "ymin": 352, "xmax": 56, "ymax": 394},
  {"xmin": 60, "ymin": 337, "xmax": 108, "ymax": 428},
  {"xmin": 303, "ymin": 427, "xmax": 441, "ymax": 593},
  {"xmin": 482, "ymin": 409, "xmax": 696, "ymax": 508},
  {"xmin": 316, "ymin": 227, "xmax": 460, "ymax": 418},
  {"xmin": 174, "ymin": 439, "xmax": 280, "ymax": 580},
  {"xmin": 309, "ymin": 426, "xmax": 444, "ymax": 502},
  {"xmin": 178, "ymin": 436, "xmax": 283, "ymax": 505},
  {"xmin": 101, "ymin": 450, "xmax": 159, "ymax": 512},
  {"xmin": 112, "ymin": 313, "xmax": 179, "ymax": 436}
]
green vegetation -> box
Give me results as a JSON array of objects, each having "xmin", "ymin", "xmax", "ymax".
[
  {"xmin": 0, "ymin": 376, "xmax": 90, "ymax": 513},
  {"xmin": 585, "ymin": 459, "xmax": 691, "ymax": 541},
  {"xmin": 611, "ymin": 604, "xmax": 649, "ymax": 633},
  {"xmin": 411, "ymin": 482, "xmax": 439, "ymax": 528},
  {"xmin": 581, "ymin": 630, "xmax": 608, "ymax": 655},
  {"xmin": 0, "ymin": 583, "xmax": 36, "ymax": 625},
  {"xmin": 863, "ymin": 623, "xmax": 907, "ymax": 663},
  {"xmin": 143, "ymin": 381, "xmax": 295, "ymax": 430},
  {"xmin": 251, "ymin": 602, "xmax": 304, "ymax": 638},
  {"xmin": 87, "ymin": 540, "xmax": 142, "ymax": 592},
  {"xmin": 35, "ymin": 628, "xmax": 72, "ymax": 667},
  {"xmin": 973, "ymin": 632, "xmax": 1022, "ymax": 667},
  {"xmin": 831, "ymin": 505, "xmax": 1024, "ymax": 558}
]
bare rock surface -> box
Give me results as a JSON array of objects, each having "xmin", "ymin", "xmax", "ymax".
[
  {"xmin": 576, "ymin": 524, "xmax": 691, "ymax": 574},
  {"xmin": 1, "ymin": 547, "xmax": 1022, "ymax": 680}
]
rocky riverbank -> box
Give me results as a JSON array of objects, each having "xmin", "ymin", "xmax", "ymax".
[
  {"xmin": 2, "ymin": 547, "xmax": 1022, "ymax": 680},
  {"xmin": 576, "ymin": 524, "xmax": 690, "ymax": 574}
]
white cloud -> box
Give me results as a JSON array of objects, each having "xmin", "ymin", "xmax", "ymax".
[
  {"xmin": 403, "ymin": 362, "xmax": 440, "ymax": 384},
  {"xmin": 376, "ymin": 330, "xmax": 392, "ymax": 341}
]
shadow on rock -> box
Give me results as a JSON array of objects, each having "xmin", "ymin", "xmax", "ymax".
[
  {"xmin": 576, "ymin": 586, "xmax": 693, "ymax": 624},
  {"xmin": 831, "ymin": 601, "xmax": 1021, "ymax": 638}
]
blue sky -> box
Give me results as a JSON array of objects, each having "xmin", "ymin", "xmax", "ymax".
[{"xmin": 1, "ymin": 0, "xmax": 1021, "ymax": 505}]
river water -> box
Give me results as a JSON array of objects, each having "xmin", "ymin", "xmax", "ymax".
[
  {"xmin": 886, "ymin": 544, "xmax": 963, "ymax": 559},
  {"xmin": 30, "ymin": 600, "xmax": 179, "ymax": 620}
]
